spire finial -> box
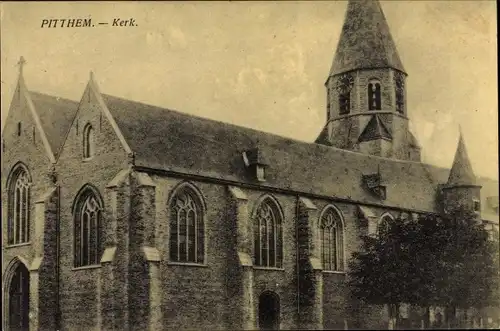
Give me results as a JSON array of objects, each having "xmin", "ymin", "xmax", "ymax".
[
  {"xmin": 90, "ymin": 71, "xmax": 95, "ymax": 81},
  {"xmin": 458, "ymin": 124, "xmax": 464, "ymax": 138},
  {"xmin": 17, "ymin": 56, "xmax": 26, "ymax": 75}
]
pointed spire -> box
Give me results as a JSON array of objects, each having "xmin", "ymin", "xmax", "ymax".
[
  {"xmin": 447, "ymin": 127, "xmax": 477, "ymax": 186},
  {"xmin": 329, "ymin": 0, "xmax": 406, "ymax": 77}
]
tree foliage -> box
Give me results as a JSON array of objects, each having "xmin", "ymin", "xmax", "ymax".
[
  {"xmin": 414, "ymin": 208, "xmax": 499, "ymax": 311},
  {"xmin": 348, "ymin": 207, "xmax": 499, "ymax": 327}
]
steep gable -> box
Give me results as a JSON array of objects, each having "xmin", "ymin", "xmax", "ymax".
[
  {"xmin": 2, "ymin": 67, "xmax": 57, "ymax": 164},
  {"xmin": 55, "ymin": 73, "xmax": 132, "ymax": 162}
]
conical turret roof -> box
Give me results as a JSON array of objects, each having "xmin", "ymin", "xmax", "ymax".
[
  {"xmin": 329, "ymin": 0, "xmax": 406, "ymax": 77},
  {"xmin": 447, "ymin": 129, "xmax": 477, "ymax": 186}
]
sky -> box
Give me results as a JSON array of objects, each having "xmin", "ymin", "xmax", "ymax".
[{"xmin": 1, "ymin": 1, "xmax": 497, "ymax": 179}]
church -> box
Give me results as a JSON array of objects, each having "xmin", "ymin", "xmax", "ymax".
[{"xmin": 2, "ymin": 0, "xmax": 498, "ymax": 330}]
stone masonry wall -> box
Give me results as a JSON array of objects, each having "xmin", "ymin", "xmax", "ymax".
[
  {"xmin": 2, "ymin": 89, "xmax": 55, "ymax": 330},
  {"xmin": 55, "ymin": 85, "xmax": 129, "ymax": 330}
]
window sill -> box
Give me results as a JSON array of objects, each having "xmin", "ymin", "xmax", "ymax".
[
  {"xmin": 167, "ymin": 262, "xmax": 208, "ymax": 268},
  {"xmin": 72, "ymin": 264, "xmax": 101, "ymax": 271},
  {"xmin": 253, "ymin": 266, "xmax": 285, "ymax": 271},
  {"xmin": 4, "ymin": 242, "xmax": 31, "ymax": 249},
  {"xmin": 322, "ymin": 270, "xmax": 346, "ymax": 275}
]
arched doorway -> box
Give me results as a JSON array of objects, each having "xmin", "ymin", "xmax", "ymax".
[
  {"xmin": 259, "ymin": 291, "xmax": 280, "ymax": 330},
  {"xmin": 7, "ymin": 262, "xmax": 30, "ymax": 331}
]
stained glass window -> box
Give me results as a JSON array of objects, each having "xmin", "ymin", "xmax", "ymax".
[
  {"xmin": 254, "ymin": 197, "xmax": 283, "ymax": 268},
  {"xmin": 74, "ymin": 189, "xmax": 102, "ymax": 267},
  {"xmin": 378, "ymin": 214, "xmax": 393, "ymax": 237},
  {"xmin": 8, "ymin": 167, "xmax": 30, "ymax": 245},
  {"xmin": 320, "ymin": 206, "xmax": 344, "ymax": 271},
  {"xmin": 169, "ymin": 187, "xmax": 205, "ymax": 263}
]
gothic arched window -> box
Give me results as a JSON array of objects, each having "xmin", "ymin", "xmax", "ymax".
[
  {"xmin": 83, "ymin": 123, "xmax": 95, "ymax": 159},
  {"xmin": 253, "ymin": 196, "xmax": 283, "ymax": 268},
  {"xmin": 169, "ymin": 183, "xmax": 205, "ymax": 264},
  {"xmin": 319, "ymin": 206, "xmax": 344, "ymax": 271},
  {"xmin": 395, "ymin": 72, "xmax": 405, "ymax": 114},
  {"xmin": 368, "ymin": 79, "xmax": 382, "ymax": 110},
  {"xmin": 8, "ymin": 165, "xmax": 31, "ymax": 245},
  {"xmin": 74, "ymin": 187, "xmax": 103, "ymax": 267},
  {"xmin": 337, "ymin": 73, "xmax": 354, "ymax": 115},
  {"xmin": 378, "ymin": 213, "xmax": 394, "ymax": 237}
]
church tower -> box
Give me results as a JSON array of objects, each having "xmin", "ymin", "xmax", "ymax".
[
  {"xmin": 316, "ymin": 0, "xmax": 421, "ymax": 161},
  {"xmin": 442, "ymin": 130, "xmax": 482, "ymax": 215}
]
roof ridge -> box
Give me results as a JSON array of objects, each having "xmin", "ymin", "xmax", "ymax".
[{"xmin": 25, "ymin": 91, "xmax": 460, "ymax": 173}]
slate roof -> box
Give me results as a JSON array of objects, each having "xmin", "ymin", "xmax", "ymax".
[
  {"xmin": 15, "ymin": 88, "xmax": 497, "ymax": 218},
  {"xmin": 447, "ymin": 131, "xmax": 477, "ymax": 186},
  {"xmin": 29, "ymin": 91, "xmax": 79, "ymax": 158},
  {"xmin": 358, "ymin": 115, "xmax": 392, "ymax": 142},
  {"xmin": 329, "ymin": 0, "xmax": 406, "ymax": 77},
  {"xmin": 103, "ymin": 93, "xmax": 448, "ymax": 213}
]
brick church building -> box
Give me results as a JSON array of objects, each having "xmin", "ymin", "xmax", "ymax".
[{"xmin": 2, "ymin": 0, "xmax": 498, "ymax": 330}]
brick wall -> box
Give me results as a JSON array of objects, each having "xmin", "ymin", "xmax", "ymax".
[
  {"xmin": 154, "ymin": 177, "xmax": 235, "ymax": 329},
  {"xmin": 3, "ymin": 84, "xmax": 428, "ymax": 330},
  {"xmin": 1, "ymin": 89, "xmax": 56, "ymax": 329},
  {"xmin": 146, "ymin": 174, "xmax": 407, "ymax": 329},
  {"xmin": 325, "ymin": 68, "xmax": 421, "ymax": 161},
  {"xmin": 357, "ymin": 69, "xmax": 395, "ymax": 112},
  {"xmin": 55, "ymin": 85, "xmax": 129, "ymax": 330},
  {"xmin": 327, "ymin": 68, "xmax": 398, "ymax": 119}
]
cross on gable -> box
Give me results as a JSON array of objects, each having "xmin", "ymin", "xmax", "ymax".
[{"xmin": 17, "ymin": 56, "xmax": 26, "ymax": 75}]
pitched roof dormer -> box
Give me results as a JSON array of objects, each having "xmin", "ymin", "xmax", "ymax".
[
  {"xmin": 242, "ymin": 147, "xmax": 268, "ymax": 182},
  {"xmin": 328, "ymin": 0, "xmax": 406, "ymax": 79},
  {"xmin": 447, "ymin": 128, "xmax": 478, "ymax": 187},
  {"xmin": 362, "ymin": 167, "xmax": 387, "ymax": 200}
]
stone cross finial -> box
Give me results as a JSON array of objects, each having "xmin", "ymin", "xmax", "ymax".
[{"xmin": 17, "ymin": 56, "xmax": 26, "ymax": 75}]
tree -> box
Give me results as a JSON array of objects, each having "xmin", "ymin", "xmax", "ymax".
[
  {"xmin": 347, "ymin": 216, "xmax": 415, "ymax": 329},
  {"xmin": 348, "ymin": 208, "xmax": 499, "ymax": 329},
  {"xmin": 414, "ymin": 208, "xmax": 500, "ymax": 328}
]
